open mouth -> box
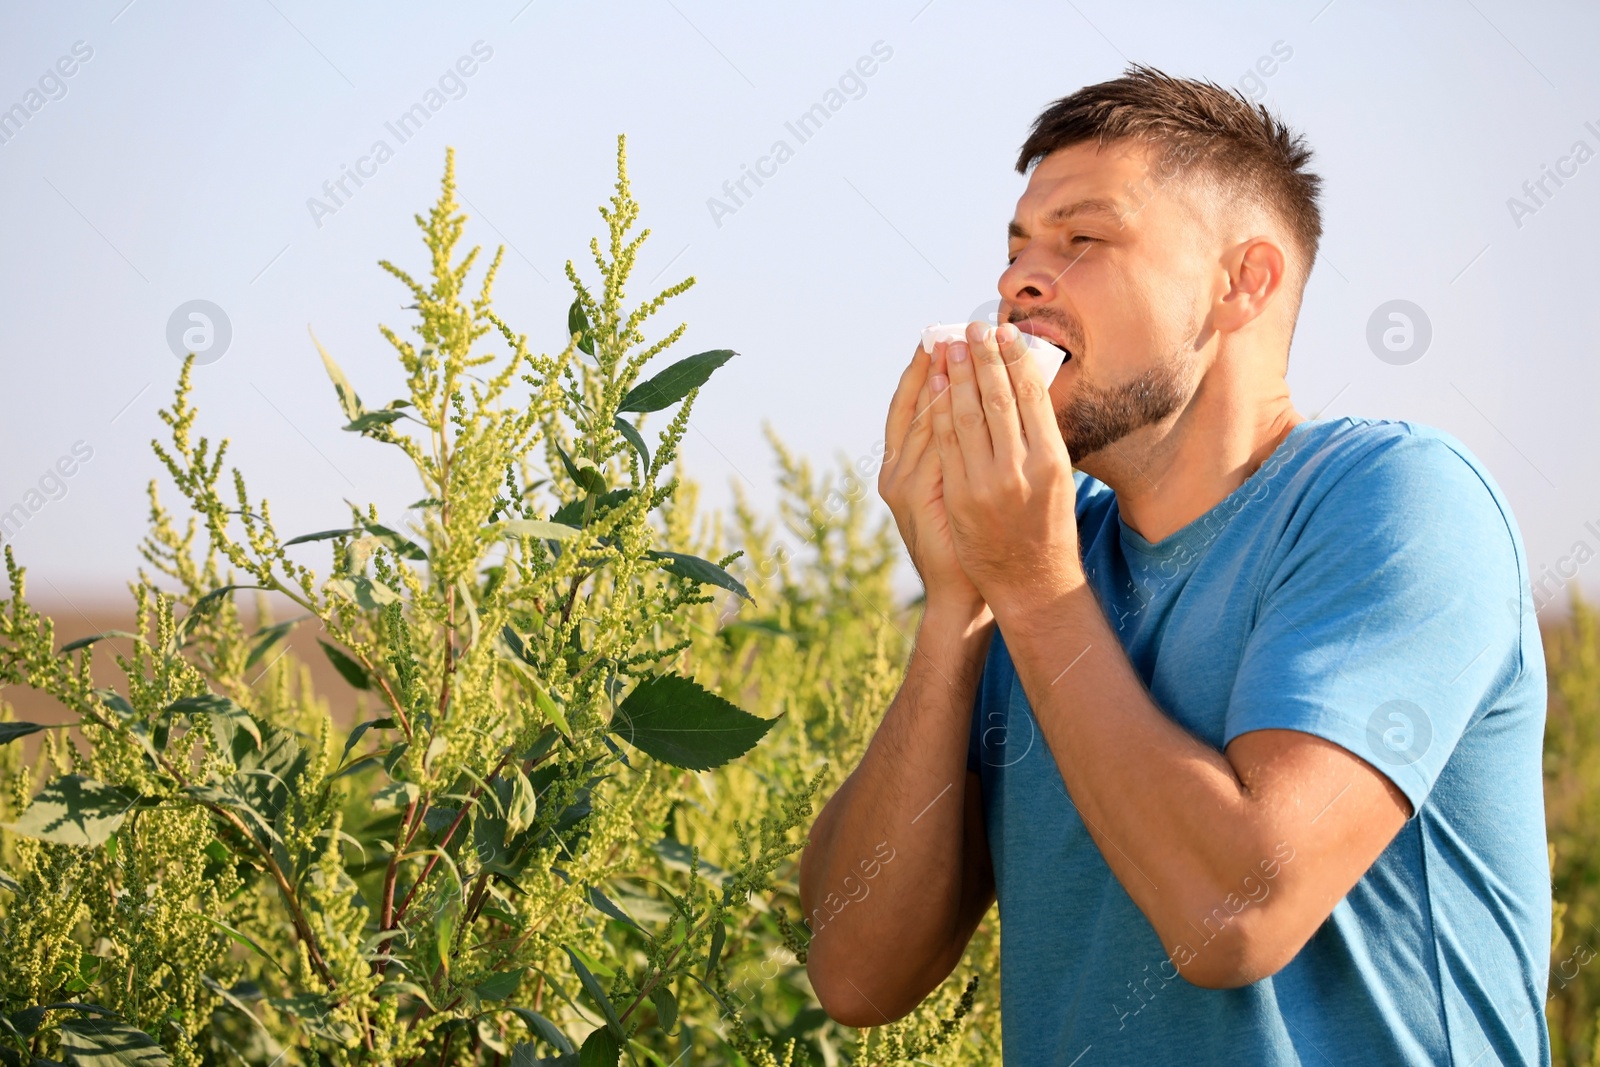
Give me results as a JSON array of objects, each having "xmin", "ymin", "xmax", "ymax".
[{"xmin": 1016, "ymin": 324, "xmax": 1073, "ymax": 365}]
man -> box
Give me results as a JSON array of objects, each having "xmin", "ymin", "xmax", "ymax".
[{"xmin": 799, "ymin": 64, "xmax": 1551, "ymax": 1064}]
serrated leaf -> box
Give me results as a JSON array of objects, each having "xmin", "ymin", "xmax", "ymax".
[
  {"xmin": 0, "ymin": 722, "xmax": 51, "ymax": 746},
  {"xmin": 612, "ymin": 416, "xmax": 650, "ymax": 473},
  {"xmin": 567, "ymin": 298, "xmax": 596, "ymax": 357},
  {"xmin": 312, "ymin": 329, "xmax": 364, "ymax": 422},
  {"xmin": 474, "ymin": 967, "xmax": 526, "ymax": 1001},
  {"xmin": 612, "ymin": 674, "xmax": 777, "ymax": 771},
  {"xmin": 6, "ymin": 776, "xmax": 139, "ymax": 848},
  {"xmin": 618, "ymin": 349, "xmax": 734, "ymax": 413},
  {"xmin": 319, "ymin": 641, "xmax": 371, "ymax": 690},
  {"xmin": 58, "ymin": 1018, "xmax": 170, "ymax": 1066},
  {"xmin": 578, "ymin": 1027, "xmax": 620, "ymax": 1067},
  {"xmin": 506, "ymin": 768, "xmax": 538, "ymax": 837},
  {"xmin": 60, "ymin": 630, "xmax": 141, "ymax": 653},
  {"xmin": 562, "ymin": 946, "xmax": 624, "ymax": 1039},
  {"xmin": 646, "ymin": 550, "xmax": 753, "ymax": 604},
  {"xmin": 500, "ymin": 520, "xmax": 583, "ymax": 542}
]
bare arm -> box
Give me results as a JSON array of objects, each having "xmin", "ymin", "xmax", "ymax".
[
  {"xmin": 800, "ymin": 602, "xmax": 996, "ymax": 1026},
  {"xmin": 800, "ymin": 341, "xmax": 998, "ymax": 1026}
]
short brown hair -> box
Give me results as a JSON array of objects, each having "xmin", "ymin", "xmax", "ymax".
[{"xmin": 1016, "ymin": 63, "xmax": 1323, "ymax": 307}]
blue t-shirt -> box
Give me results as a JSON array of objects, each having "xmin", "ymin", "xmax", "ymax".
[{"xmin": 965, "ymin": 417, "xmax": 1551, "ymax": 1065}]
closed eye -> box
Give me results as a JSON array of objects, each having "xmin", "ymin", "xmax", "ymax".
[{"xmin": 1007, "ymin": 235, "xmax": 1100, "ymax": 264}]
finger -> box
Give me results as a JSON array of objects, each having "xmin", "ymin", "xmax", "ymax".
[
  {"xmin": 995, "ymin": 323, "xmax": 1065, "ymax": 460},
  {"xmin": 964, "ymin": 321, "xmax": 1022, "ymax": 467},
  {"xmin": 927, "ymin": 363, "xmax": 969, "ymax": 497},
  {"xmin": 942, "ymin": 334, "xmax": 994, "ymax": 473},
  {"xmin": 883, "ymin": 344, "xmax": 933, "ymax": 470},
  {"xmin": 896, "ymin": 371, "xmax": 937, "ymax": 478}
]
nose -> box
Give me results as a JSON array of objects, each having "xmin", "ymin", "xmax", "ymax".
[{"xmin": 998, "ymin": 247, "xmax": 1059, "ymax": 323}]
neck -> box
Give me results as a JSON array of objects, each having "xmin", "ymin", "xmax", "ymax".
[{"xmin": 1076, "ymin": 363, "xmax": 1305, "ymax": 545}]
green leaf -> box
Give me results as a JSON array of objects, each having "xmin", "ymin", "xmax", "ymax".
[
  {"xmin": 6, "ymin": 776, "xmax": 139, "ymax": 848},
  {"xmin": 196, "ymin": 914, "xmax": 289, "ymax": 976},
  {"xmin": 618, "ymin": 349, "xmax": 735, "ymax": 413},
  {"xmin": 319, "ymin": 640, "xmax": 372, "ymax": 690},
  {"xmin": 312, "ymin": 329, "xmax": 364, "ymax": 422},
  {"xmin": 0, "ymin": 721, "xmax": 51, "ymax": 746},
  {"xmin": 57, "ymin": 1018, "xmax": 170, "ymax": 1067},
  {"xmin": 60, "ymin": 630, "xmax": 141, "ymax": 653},
  {"xmin": 325, "ymin": 575, "xmax": 403, "ymax": 610},
  {"xmin": 612, "ymin": 416, "xmax": 650, "ymax": 473},
  {"xmin": 474, "ymin": 967, "xmax": 526, "ymax": 1001},
  {"xmin": 578, "ymin": 1027, "xmax": 620, "ymax": 1067},
  {"xmin": 551, "ymin": 488, "xmax": 633, "ymax": 529},
  {"xmin": 651, "ymin": 986, "xmax": 678, "ymax": 1036},
  {"xmin": 650, "ymin": 837, "xmax": 730, "ymax": 887},
  {"xmin": 244, "ymin": 617, "xmax": 303, "ymax": 670},
  {"xmin": 373, "ymin": 781, "xmax": 419, "ymax": 812},
  {"xmin": 506, "ymin": 768, "xmax": 538, "ymax": 837},
  {"xmin": 363, "ymin": 521, "xmax": 427, "ymax": 560},
  {"xmin": 562, "ymin": 945, "xmax": 624, "ymax": 1039},
  {"xmin": 567, "ymin": 298, "xmax": 596, "ymax": 357},
  {"xmin": 506, "ymin": 1008, "xmax": 575, "ymax": 1055},
  {"xmin": 499, "ymin": 519, "xmax": 583, "ymax": 542},
  {"xmin": 612, "ymin": 674, "xmax": 778, "ymax": 771},
  {"xmin": 283, "ymin": 527, "xmax": 357, "ymax": 547},
  {"xmin": 646, "ymin": 550, "xmax": 753, "ymax": 604},
  {"xmin": 555, "ymin": 441, "xmax": 607, "ymax": 495},
  {"xmin": 344, "ymin": 409, "xmax": 406, "ymax": 433},
  {"xmin": 338, "ymin": 718, "xmax": 396, "ymax": 767},
  {"xmin": 166, "ymin": 695, "xmax": 260, "ymax": 762},
  {"xmin": 585, "ymin": 885, "xmax": 640, "ymax": 930},
  {"xmin": 706, "ymin": 917, "xmax": 725, "ymax": 978}
]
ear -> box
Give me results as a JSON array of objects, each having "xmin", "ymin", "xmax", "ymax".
[{"xmin": 1213, "ymin": 236, "xmax": 1287, "ymax": 335}]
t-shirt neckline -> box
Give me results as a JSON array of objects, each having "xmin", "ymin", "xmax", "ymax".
[{"xmin": 1114, "ymin": 418, "xmax": 1331, "ymax": 561}]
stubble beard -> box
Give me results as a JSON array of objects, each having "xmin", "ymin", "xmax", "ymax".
[{"xmin": 1053, "ymin": 327, "xmax": 1198, "ymax": 462}]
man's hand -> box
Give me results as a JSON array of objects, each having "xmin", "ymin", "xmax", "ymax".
[
  {"xmin": 929, "ymin": 321, "xmax": 1082, "ymax": 618},
  {"xmin": 878, "ymin": 341, "xmax": 986, "ymax": 616}
]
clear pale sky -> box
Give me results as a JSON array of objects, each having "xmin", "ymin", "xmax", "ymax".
[{"xmin": 2, "ymin": 0, "xmax": 1597, "ymax": 624}]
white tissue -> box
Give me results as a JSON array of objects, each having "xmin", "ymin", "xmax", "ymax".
[{"xmin": 919, "ymin": 322, "xmax": 1066, "ymax": 379}]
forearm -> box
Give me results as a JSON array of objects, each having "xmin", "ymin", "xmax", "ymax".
[
  {"xmin": 996, "ymin": 580, "xmax": 1269, "ymax": 962},
  {"xmin": 801, "ymin": 600, "xmax": 994, "ymax": 1017}
]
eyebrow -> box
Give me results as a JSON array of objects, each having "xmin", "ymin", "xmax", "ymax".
[{"xmin": 1007, "ymin": 197, "xmax": 1123, "ymax": 240}]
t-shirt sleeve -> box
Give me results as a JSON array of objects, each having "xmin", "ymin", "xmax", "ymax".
[{"xmin": 1223, "ymin": 431, "xmax": 1526, "ymax": 817}]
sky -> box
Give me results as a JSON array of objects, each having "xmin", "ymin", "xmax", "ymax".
[{"xmin": 1, "ymin": 0, "xmax": 1597, "ymax": 623}]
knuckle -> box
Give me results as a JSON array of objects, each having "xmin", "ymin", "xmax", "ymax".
[
  {"xmin": 956, "ymin": 411, "xmax": 986, "ymax": 431},
  {"xmin": 1015, "ymin": 379, "xmax": 1048, "ymax": 403},
  {"xmin": 984, "ymin": 390, "xmax": 1015, "ymax": 413},
  {"xmin": 938, "ymin": 429, "xmax": 962, "ymax": 450}
]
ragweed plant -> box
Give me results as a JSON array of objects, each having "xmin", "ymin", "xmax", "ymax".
[{"xmin": 0, "ymin": 139, "xmax": 827, "ymax": 1066}]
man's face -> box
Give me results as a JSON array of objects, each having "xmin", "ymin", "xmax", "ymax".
[{"xmin": 1001, "ymin": 139, "xmax": 1220, "ymax": 463}]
